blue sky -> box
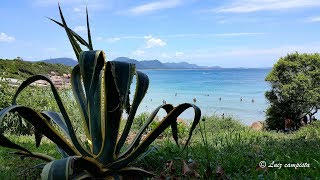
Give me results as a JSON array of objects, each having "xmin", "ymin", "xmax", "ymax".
[{"xmin": 1, "ymin": 0, "xmax": 320, "ymax": 67}]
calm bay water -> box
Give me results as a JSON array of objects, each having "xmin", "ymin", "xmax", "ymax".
[{"xmin": 132, "ymin": 68, "xmax": 272, "ymax": 125}]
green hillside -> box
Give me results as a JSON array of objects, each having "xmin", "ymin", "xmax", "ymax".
[{"xmin": 0, "ymin": 58, "xmax": 73, "ymax": 79}]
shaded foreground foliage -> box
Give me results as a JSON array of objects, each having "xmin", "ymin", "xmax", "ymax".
[{"xmin": 1, "ymin": 116, "xmax": 319, "ymax": 179}]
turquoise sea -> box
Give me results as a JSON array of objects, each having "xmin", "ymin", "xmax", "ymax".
[{"xmin": 131, "ymin": 68, "xmax": 271, "ymax": 125}]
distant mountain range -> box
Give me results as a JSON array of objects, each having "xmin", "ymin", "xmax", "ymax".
[
  {"xmin": 40, "ymin": 58, "xmax": 78, "ymax": 67},
  {"xmin": 40, "ymin": 57, "xmax": 221, "ymax": 69}
]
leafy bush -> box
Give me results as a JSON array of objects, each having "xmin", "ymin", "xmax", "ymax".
[{"xmin": 265, "ymin": 52, "xmax": 320, "ymax": 130}]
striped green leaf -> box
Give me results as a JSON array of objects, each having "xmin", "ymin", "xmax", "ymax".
[
  {"xmin": 107, "ymin": 103, "xmax": 201, "ymax": 170},
  {"xmin": 12, "ymin": 75, "xmax": 93, "ymax": 157},
  {"xmin": 0, "ymin": 105, "xmax": 79, "ymax": 156},
  {"xmin": 115, "ymin": 71, "xmax": 149, "ymax": 155}
]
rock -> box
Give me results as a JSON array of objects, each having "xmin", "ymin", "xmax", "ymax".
[
  {"xmin": 250, "ymin": 121, "xmax": 264, "ymax": 131},
  {"xmin": 177, "ymin": 118, "xmax": 188, "ymax": 126}
]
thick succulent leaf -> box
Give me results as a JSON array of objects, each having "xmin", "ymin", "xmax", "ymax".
[
  {"xmin": 57, "ymin": 145, "xmax": 69, "ymax": 158},
  {"xmin": 135, "ymin": 146, "xmax": 158, "ymax": 163},
  {"xmin": 71, "ymin": 65, "xmax": 90, "ymax": 142},
  {"xmin": 47, "ymin": 17, "xmax": 90, "ymax": 49},
  {"xmin": 41, "ymin": 111, "xmax": 70, "ymax": 138},
  {"xmin": 35, "ymin": 128, "xmax": 43, "ymax": 148},
  {"xmin": 41, "ymin": 111, "xmax": 74, "ymax": 157},
  {"xmin": 71, "ymin": 173, "xmax": 94, "ymax": 179},
  {"xmin": 97, "ymin": 61, "xmax": 122, "ymax": 164},
  {"xmin": 119, "ymin": 104, "xmax": 174, "ymax": 158},
  {"xmin": 13, "ymin": 151, "xmax": 55, "ymax": 162},
  {"xmin": 41, "ymin": 156, "xmax": 107, "ymax": 180},
  {"xmin": 12, "ymin": 75, "xmax": 93, "ymax": 157},
  {"xmin": 163, "ymin": 105, "xmax": 179, "ymax": 146},
  {"xmin": 117, "ymin": 167, "xmax": 155, "ymax": 177},
  {"xmin": 86, "ymin": 7, "xmax": 93, "ymax": 50},
  {"xmin": 116, "ymin": 71, "xmax": 149, "ymax": 155},
  {"xmin": 0, "ymin": 105, "xmax": 79, "ymax": 156},
  {"xmin": 58, "ymin": 4, "xmax": 82, "ymax": 60},
  {"xmin": 110, "ymin": 61, "xmax": 135, "ymax": 110},
  {"xmin": 108, "ymin": 103, "xmax": 201, "ymax": 170},
  {"xmin": 78, "ymin": 51, "xmax": 105, "ymax": 154},
  {"xmin": 79, "ymin": 51, "xmax": 104, "ymax": 100},
  {"xmin": 0, "ymin": 134, "xmax": 32, "ymax": 154},
  {"xmin": 41, "ymin": 156, "xmax": 76, "ymax": 180},
  {"xmin": 73, "ymin": 157, "xmax": 107, "ymax": 176}
]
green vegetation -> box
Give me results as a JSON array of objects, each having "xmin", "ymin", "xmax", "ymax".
[
  {"xmin": 0, "ymin": 58, "xmax": 72, "ymax": 79},
  {"xmin": 1, "ymin": 116, "xmax": 319, "ymax": 179},
  {"xmin": 265, "ymin": 52, "xmax": 320, "ymax": 130},
  {"xmin": 0, "ymin": 79, "xmax": 81, "ymax": 135},
  {"xmin": 0, "ymin": 5, "xmax": 201, "ymax": 179}
]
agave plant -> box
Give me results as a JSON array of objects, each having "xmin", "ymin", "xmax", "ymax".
[{"xmin": 0, "ymin": 5, "xmax": 201, "ymax": 179}]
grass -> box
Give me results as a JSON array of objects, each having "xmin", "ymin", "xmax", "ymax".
[
  {"xmin": 0, "ymin": 116, "xmax": 319, "ymax": 179},
  {"xmin": 0, "ymin": 135, "xmax": 59, "ymax": 179}
]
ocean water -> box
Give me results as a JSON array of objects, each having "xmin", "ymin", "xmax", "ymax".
[{"xmin": 131, "ymin": 68, "xmax": 271, "ymax": 125}]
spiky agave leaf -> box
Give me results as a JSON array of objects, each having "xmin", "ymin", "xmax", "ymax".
[
  {"xmin": 12, "ymin": 75, "xmax": 94, "ymax": 157},
  {"xmin": 107, "ymin": 103, "xmax": 201, "ymax": 170}
]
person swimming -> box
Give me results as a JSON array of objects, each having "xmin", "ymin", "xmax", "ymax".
[
  {"xmin": 193, "ymin": 98, "xmax": 197, "ymax": 103},
  {"xmin": 240, "ymin": 97, "xmax": 243, "ymax": 102},
  {"xmin": 219, "ymin": 97, "xmax": 221, "ymax": 101},
  {"xmin": 251, "ymin": 98, "xmax": 254, "ymax": 103}
]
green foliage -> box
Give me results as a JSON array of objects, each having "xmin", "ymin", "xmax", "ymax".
[
  {"xmin": 140, "ymin": 116, "xmax": 320, "ymax": 179},
  {"xmin": 0, "ymin": 5, "xmax": 201, "ymax": 179},
  {"xmin": 265, "ymin": 52, "xmax": 320, "ymax": 130},
  {"xmin": 0, "ymin": 59, "xmax": 72, "ymax": 80},
  {"xmin": 0, "ymin": 79, "xmax": 80, "ymax": 135},
  {"xmin": 1, "ymin": 117, "xmax": 320, "ymax": 179}
]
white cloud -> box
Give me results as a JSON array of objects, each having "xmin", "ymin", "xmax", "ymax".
[
  {"xmin": 144, "ymin": 35, "xmax": 167, "ymax": 48},
  {"xmin": 132, "ymin": 50, "xmax": 145, "ymax": 56},
  {"xmin": 96, "ymin": 37, "xmax": 103, "ymax": 41},
  {"xmin": 44, "ymin": 47, "xmax": 58, "ymax": 52},
  {"xmin": 126, "ymin": 0, "xmax": 182, "ymax": 15},
  {"xmin": 73, "ymin": 7, "xmax": 82, "ymax": 12},
  {"xmin": 305, "ymin": 16, "xmax": 320, "ymax": 23},
  {"xmin": 106, "ymin": 37, "xmax": 121, "ymax": 43},
  {"xmin": 161, "ymin": 53, "xmax": 171, "ymax": 59},
  {"xmin": 34, "ymin": 0, "xmax": 84, "ymax": 6},
  {"xmin": 215, "ymin": 0, "xmax": 320, "ymax": 13},
  {"xmin": 0, "ymin": 32, "xmax": 15, "ymax": 42},
  {"xmin": 175, "ymin": 51, "xmax": 184, "ymax": 58},
  {"xmin": 95, "ymin": 37, "xmax": 121, "ymax": 43},
  {"xmin": 74, "ymin": 26, "xmax": 87, "ymax": 33}
]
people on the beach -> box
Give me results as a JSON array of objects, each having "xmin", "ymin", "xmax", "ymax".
[{"xmin": 221, "ymin": 113, "xmax": 225, "ymax": 119}]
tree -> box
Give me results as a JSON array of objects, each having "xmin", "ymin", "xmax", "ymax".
[{"xmin": 265, "ymin": 52, "xmax": 320, "ymax": 130}]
